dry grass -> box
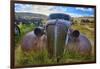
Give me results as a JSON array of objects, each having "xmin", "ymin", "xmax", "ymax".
[{"xmin": 15, "ymin": 21, "xmax": 95, "ymax": 66}]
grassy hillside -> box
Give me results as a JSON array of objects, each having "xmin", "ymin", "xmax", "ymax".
[{"xmin": 15, "ymin": 12, "xmax": 48, "ymax": 19}]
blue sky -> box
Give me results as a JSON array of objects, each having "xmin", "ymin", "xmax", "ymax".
[{"xmin": 15, "ymin": 3, "xmax": 94, "ymax": 17}]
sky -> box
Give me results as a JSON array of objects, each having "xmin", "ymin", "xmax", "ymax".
[{"xmin": 15, "ymin": 3, "xmax": 95, "ymax": 17}]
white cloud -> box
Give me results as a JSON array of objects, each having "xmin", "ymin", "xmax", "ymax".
[
  {"xmin": 15, "ymin": 4, "xmax": 94, "ymax": 17},
  {"xmin": 76, "ymin": 7, "xmax": 93, "ymax": 11},
  {"xmin": 15, "ymin": 4, "xmax": 68, "ymax": 16},
  {"xmin": 15, "ymin": 4, "xmax": 56, "ymax": 16},
  {"xmin": 30, "ymin": 5, "xmax": 68, "ymax": 16},
  {"xmin": 31, "ymin": 5, "xmax": 55, "ymax": 16},
  {"xmin": 15, "ymin": 4, "xmax": 33, "ymax": 12}
]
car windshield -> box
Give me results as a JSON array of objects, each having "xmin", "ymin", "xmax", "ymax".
[{"xmin": 49, "ymin": 13, "xmax": 71, "ymax": 21}]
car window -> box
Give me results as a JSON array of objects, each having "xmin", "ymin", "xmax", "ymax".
[{"xmin": 49, "ymin": 13, "xmax": 71, "ymax": 21}]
